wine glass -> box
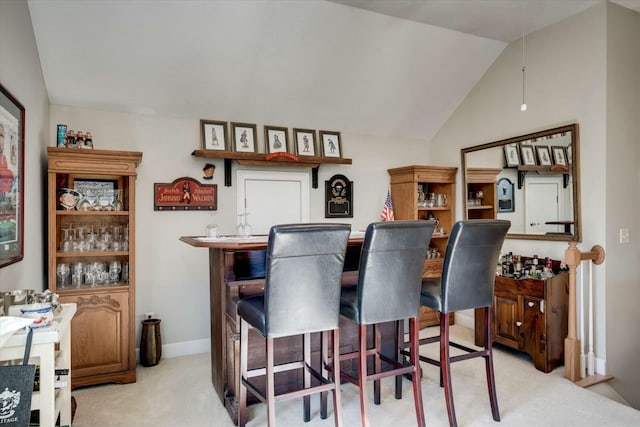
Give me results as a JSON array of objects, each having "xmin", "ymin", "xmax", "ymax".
[
  {"xmin": 56, "ymin": 263, "xmax": 70, "ymax": 288},
  {"xmin": 236, "ymin": 213, "xmax": 252, "ymax": 237}
]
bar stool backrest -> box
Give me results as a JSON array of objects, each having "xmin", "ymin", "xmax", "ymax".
[
  {"xmin": 357, "ymin": 220, "xmax": 436, "ymax": 324},
  {"xmin": 265, "ymin": 223, "xmax": 351, "ymax": 338},
  {"xmin": 440, "ymin": 220, "xmax": 510, "ymax": 313}
]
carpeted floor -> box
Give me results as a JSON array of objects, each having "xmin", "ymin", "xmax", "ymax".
[{"xmin": 70, "ymin": 326, "xmax": 640, "ymax": 426}]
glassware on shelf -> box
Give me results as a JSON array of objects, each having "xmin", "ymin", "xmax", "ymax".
[
  {"xmin": 109, "ymin": 260, "xmax": 122, "ymax": 283},
  {"xmin": 60, "ymin": 228, "xmax": 73, "ymax": 252},
  {"xmin": 56, "ymin": 263, "xmax": 70, "ymax": 288},
  {"xmin": 111, "ymin": 189, "xmax": 124, "ymax": 211}
]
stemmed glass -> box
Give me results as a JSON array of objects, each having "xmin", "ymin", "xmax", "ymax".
[
  {"xmin": 56, "ymin": 263, "xmax": 70, "ymax": 288},
  {"xmin": 236, "ymin": 213, "xmax": 252, "ymax": 237},
  {"xmin": 111, "ymin": 189, "xmax": 124, "ymax": 211}
]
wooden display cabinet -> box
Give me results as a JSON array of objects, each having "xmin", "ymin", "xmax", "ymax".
[
  {"xmin": 387, "ymin": 165, "xmax": 457, "ymax": 328},
  {"xmin": 47, "ymin": 147, "xmax": 142, "ymax": 387},
  {"xmin": 466, "ymin": 168, "xmax": 501, "ymax": 220}
]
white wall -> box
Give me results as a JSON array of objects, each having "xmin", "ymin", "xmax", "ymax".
[
  {"xmin": 49, "ymin": 105, "xmax": 429, "ymax": 352},
  {"xmin": 0, "ymin": 0, "xmax": 50, "ymax": 290},
  {"xmin": 430, "ymin": 4, "xmax": 609, "ymax": 364},
  {"xmin": 605, "ymin": 2, "xmax": 640, "ymax": 408}
]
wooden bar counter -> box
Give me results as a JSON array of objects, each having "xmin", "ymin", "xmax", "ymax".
[{"xmin": 181, "ymin": 233, "xmax": 398, "ymax": 424}]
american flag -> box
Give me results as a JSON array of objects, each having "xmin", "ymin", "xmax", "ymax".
[{"xmin": 380, "ymin": 190, "xmax": 395, "ymax": 221}]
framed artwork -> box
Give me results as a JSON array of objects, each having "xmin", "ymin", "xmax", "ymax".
[
  {"xmin": 319, "ymin": 130, "xmax": 342, "ymax": 158},
  {"xmin": 0, "ymin": 84, "xmax": 25, "ymax": 268},
  {"xmin": 566, "ymin": 145, "xmax": 572, "ymax": 165},
  {"xmin": 520, "ymin": 144, "xmax": 536, "ymax": 166},
  {"xmin": 293, "ymin": 128, "xmax": 316, "ymax": 157},
  {"xmin": 497, "ymin": 177, "xmax": 515, "ymax": 213},
  {"xmin": 325, "ymin": 174, "xmax": 352, "ymax": 218},
  {"xmin": 264, "ymin": 125, "xmax": 289, "ymax": 154},
  {"xmin": 552, "ymin": 146, "xmax": 567, "ymax": 166},
  {"xmin": 200, "ymin": 120, "xmax": 228, "ymax": 151},
  {"xmin": 71, "ymin": 178, "xmax": 118, "ymax": 210},
  {"xmin": 535, "ymin": 146, "xmax": 552, "ymax": 166},
  {"xmin": 503, "ymin": 144, "xmax": 520, "ymax": 167},
  {"xmin": 231, "ymin": 122, "xmax": 257, "ymax": 153}
]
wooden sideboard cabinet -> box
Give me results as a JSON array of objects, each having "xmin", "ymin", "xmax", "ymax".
[{"xmin": 477, "ymin": 272, "xmax": 569, "ymax": 373}]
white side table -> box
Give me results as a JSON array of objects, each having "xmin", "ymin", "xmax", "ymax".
[{"xmin": 0, "ymin": 303, "xmax": 76, "ymax": 427}]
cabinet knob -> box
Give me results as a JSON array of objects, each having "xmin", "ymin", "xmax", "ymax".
[
  {"xmin": 528, "ymin": 301, "xmax": 535, "ymax": 308},
  {"xmin": 515, "ymin": 321, "xmax": 522, "ymax": 327}
]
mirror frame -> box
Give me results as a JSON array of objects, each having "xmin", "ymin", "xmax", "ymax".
[{"xmin": 461, "ymin": 123, "xmax": 581, "ymax": 242}]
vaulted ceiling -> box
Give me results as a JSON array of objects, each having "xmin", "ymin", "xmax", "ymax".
[{"xmin": 27, "ymin": 0, "xmax": 638, "ymax": 142}]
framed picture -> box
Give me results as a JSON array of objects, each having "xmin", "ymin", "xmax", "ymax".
[
  {"xmin": 72, "ymin": 178, "xmax": 118, "ymax": 210},
  {"xmin": 566, "ymin": 145, "xmax": 572, "ymax": 165},
  {"xmin": 319, "ymin": 130, "xmax": 342, "ymax": 158},
  {"xmin": 520, "ymin": 144, "xmax": 536, "ymax": 166},
  {"xmin": 503, "ymin": 144, "xmax": 520, "ymax": 167},
  {"xmin": 231, "ymin": 122, "xmax": 257, "ymax": 153},
  {"xmin": 552, "ymin": 146, "xmax": 568, "ymax": 166},
  {"xmin": 264, "ymin": 125, "xmax": 289, "ymax": 154},
  {"xmin": 200, "ymin": 120, "xmax": 228, "ymax": 151},
  {"xmin": 535, "ymin": 146, "xmax": 552, "ymax": 166},
  {"xmin": 293, "ymin": 128, "xmax": 317, "ymax": 157},
  {"xmin": 0, "ymin": 84, "xmax": 25, "ymax": 268}
]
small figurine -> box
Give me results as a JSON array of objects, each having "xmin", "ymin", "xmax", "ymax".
[{"xmin": 202, "ymin": 163, "xmax": 215, "ymax": 180}]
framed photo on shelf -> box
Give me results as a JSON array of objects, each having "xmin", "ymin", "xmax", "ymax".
[
  {"xmin": 293, "ymin": 128, "xmax": 316, "ymax": 157},
  {"xmin": 200, "ymin": 120, "xmax": 228, "ymax": 151},
  {"xmin": 520, "ymin": 144, "xmax": 536, "ymax": 166},
  {"xmin": 264, "ymin": 125, "xmax": 289, "ymax": 154},
  {"xmin": 0, "ymin": 83, "xmax": 25, "ymax": 268},
  {"xmin": 535, "ymin": 146, "xmax": 552, "ymax": 166},
  {"xmin": 319, "ymin": 130, "xmax": 342, "ymax": 158},
  {"xmin": 71, "ymin": 178, "xmax": 118, "ymax": 210},
  {"xmin": 503, "ymin": 144, "xmax": 520, "ymax": 167},
  {"xmin": 551, "ymin": 146, "xmax": 568, "ymax": 166},
  {"xmin": 231, "ymin": 122, "xmax": 257, "ymax": 153}
]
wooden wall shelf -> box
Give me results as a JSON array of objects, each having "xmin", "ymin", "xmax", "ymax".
[
  {"xmin": 514, "ymin": 165, "xmax": 570, "ymax": 189},
  {"xmin": 191, "ymin": 150, "xmax": 352, "ymax": 188}
]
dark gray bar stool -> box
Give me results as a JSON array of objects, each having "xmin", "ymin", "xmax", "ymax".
[
  {"xmin": 418, "ymin": 220, "xmax": 510, "ymax": 427},
  {"xmin": 237, "ymin": 223, "xmax": 351, "ymax": 427},
  {"xmin": 325, "ymin": 220, "xmax": 436, "ymax": 427}
]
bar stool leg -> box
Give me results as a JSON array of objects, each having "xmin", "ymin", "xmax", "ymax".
[
  {"xmin": 332, "ymin": 328, "xmax": 344, "ymax": 427},
  {"xmin": 395, "ymin": 320, "xmax": 404, "ymax": 400},
  {"xmin": 409, "ymin": 317, "xmax": 426, "ymax": 427},
  {"xmin": 358, "ymin": 324, "xmax": 370, "ymax": 427},
  {"xmin": 441, "ymin": 313, "xmax": 457, "ymax": 427},
  {"xmin": 374, "ymin": 325, "xmax": 382, "ymax": 405},
  {"xmin": 304, "ymin": 332, "xmax": 311, "ymax": 422},
  {"xmin": 239, "ymin": 318, "xmax": 248, "ymax": 427},
  {"xmin": 484, "ymin": 309, "xmax": 500, "ymax": 421},
  {"xmin": 320, "ymin": 330, "xmax": 329, "ymax": 419},
  {"xmin": 266, "ymin": 337, "xmax": 276, "ymax": 427}
]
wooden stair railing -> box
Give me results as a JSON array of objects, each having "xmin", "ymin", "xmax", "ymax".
[{"xmin": 564, "ymin": 241, "xmax": 605, "ymax": 382}]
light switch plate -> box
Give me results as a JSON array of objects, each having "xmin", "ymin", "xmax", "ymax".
[{"xmin": 620, "ymin": 228, "xmax": 630, "ymax": 244}]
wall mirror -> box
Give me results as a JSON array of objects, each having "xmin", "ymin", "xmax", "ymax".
[{"xmin": 461, "ymin": 123, "xmax": 581, "ymax": 241}]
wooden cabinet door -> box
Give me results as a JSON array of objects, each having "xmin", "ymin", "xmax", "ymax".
[
  {"xmin": 493, "ymin": 293, "xmax": 521, "ymax": 349},
  {"xmin": 60, "ymin": 291, "xmax": 130, "ymax": 380},
  {"xmin": 523, "ymin": 296, "xmax": 547, "ymax": 372}
]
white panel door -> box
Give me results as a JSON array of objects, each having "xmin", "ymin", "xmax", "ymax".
[
  {"xmin": 524, "ymin": 176, "xmax": 563, "ymax": 234},
  {"xmin": 236, "ymin": 170, "xmax": 310, "ymax": 235}
]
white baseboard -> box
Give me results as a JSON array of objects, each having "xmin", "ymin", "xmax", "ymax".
[{"xmin": 136, "ymin": 338, "xmax": 211, "ymax": 363}]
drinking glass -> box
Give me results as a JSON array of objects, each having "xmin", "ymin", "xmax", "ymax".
[
  {"xmin": 109, "ymin": 260, "xmax": 122, "ymax": 283},
  {"xmin": 236, "ymin": 213, "xmax": 252, "ymax": 237},
  {"xmin": 56, "ymin": 263, "xmax": 70, "ymax": 288},
  {"xmin": 111, "ymin": 189, "xmax": 124, "ymax": 211}
]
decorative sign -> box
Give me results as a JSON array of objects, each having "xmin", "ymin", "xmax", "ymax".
[
  {"xmin": 154, "ymin": 177, "xmax": 217, "ymax": 211},
  {"xmin": 497, "ymin": 177, "xmax": 514, "ymax": 213},
  {"xmin": 325, "ymin": 174, "xmax": 352, "ymax": 218}
]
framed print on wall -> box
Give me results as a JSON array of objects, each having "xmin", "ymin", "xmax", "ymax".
[
  {"xmin": 0, "ymin": 83, "xmax": 25, "ymax": 268},
  {"xmin": 503, "ymin": 144, "xmax": 520, "ymax": 167},
  {"xmin": 293, "ymin": 128, "xmax": 316, "ymax": 157},
  {"xmin": 231, "ymin": 122, "xmax": 257, "ymax": 153},
  {"xmin": 520, "ymin": 144, "xmax": 536, "ymax": 166},
  {"xmin": 200, "ymin": 119, "xmax": 228, "ymax": 151},
  {"xmin": 264, "ymin": 125, "xmax": 289, "ymax": 154},
  {"xmin": 536, "ymin": 145, "xmax": 552, "ymax": 166},
  {"xmin": 319, "ymin": 130, "xmax": 342, "ymax": 158},
  {"xmin": 552, "ymin": 146, "xmax": 568, "ymax": 166}
]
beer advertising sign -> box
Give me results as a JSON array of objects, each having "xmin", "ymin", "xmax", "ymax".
[{"xmin": 154, "ymin": 177, "xmax": 217, "ymax": 211}]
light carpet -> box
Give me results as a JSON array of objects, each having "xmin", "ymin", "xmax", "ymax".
[{"xmin": 70, "ymin": 326, "xmax": 640, "ymax": 426}]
